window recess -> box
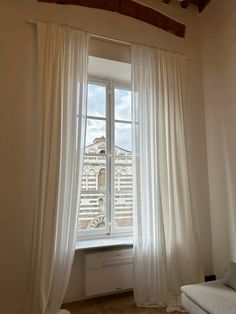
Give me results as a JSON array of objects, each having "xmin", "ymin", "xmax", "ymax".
[{"xmin": 78, "ymin": 78, "xmax": 133, "ymax": 239}]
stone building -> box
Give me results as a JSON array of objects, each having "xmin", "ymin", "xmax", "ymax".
[{"xmin": 78, "ymin": 137, "xmax": 133, "ymax": 231}]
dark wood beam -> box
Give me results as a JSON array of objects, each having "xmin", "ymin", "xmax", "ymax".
[
  {"xmin": 198, "ymin": 0, "xmax": 211, "ymax": 12},
  {"xmin": 180, "ymin": 0, "xmax": 192, "ymax": 9},
  {"xmin": 37, "ymin": 0, "xmax": 185, "ymax": 37}
]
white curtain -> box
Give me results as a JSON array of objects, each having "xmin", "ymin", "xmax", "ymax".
[
  {"xmin": 24, "ymin": 22, "xmax": 88, "ymax": 314},
  {"xmin": 132, "ymin": 44, "xmax": 204, "ymax": 312}
]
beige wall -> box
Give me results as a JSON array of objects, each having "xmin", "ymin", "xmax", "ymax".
[
  {"xmin": 0, "ymin": 0, "xmax": 211, "ymax": 311},
  {"xmin": 200, "ymin": 0, "xmax": 236, "ymax": 278}
]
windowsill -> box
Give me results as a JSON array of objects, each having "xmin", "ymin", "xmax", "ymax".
[{"xmin": 75, "ymin": 236, "xmax": 133, "ymax": 250}]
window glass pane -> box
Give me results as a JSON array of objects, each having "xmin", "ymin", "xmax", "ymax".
[
  {"xmin": 115, "ymin": 122, "xmax": 132, "ymax": 152},
  {"xmin": 78, "ymin": 79, "xmax": 134, "ymax": 236},
  {"xmin": 87, "ymin": 84, "xmax": 106, "ymax": 118},
  {"xmin": 114, "ymin": 155, "xmax": 133, "ymax": 229},
  {"xmin": 86, "ymin": 119, "xmax": 106, "ymax": 150},
  {"xmin": 115, "ymin": 88, "xmax": 131, "ymax": 121},
  {"xmin": 78, "ymin": 192, "xmax": 106, "ymax": 231}
]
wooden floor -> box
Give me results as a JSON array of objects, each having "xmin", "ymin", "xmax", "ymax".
[{"xmin": 62, "ymin": 292, "xmax": 185, "ymax": 314}]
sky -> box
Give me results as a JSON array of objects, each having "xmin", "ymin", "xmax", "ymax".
[{"xmin": 86, "ymin": 84, "xmax": 132, "ymax": 151}]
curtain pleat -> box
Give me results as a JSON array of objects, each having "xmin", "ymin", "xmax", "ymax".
[
  {"xmin": 132, "ymin": 45, "xmax": 203, "ymax": 312},
  {"xmin": 23, "ymin": 22, "xmax": 88, "ymax": 314}
]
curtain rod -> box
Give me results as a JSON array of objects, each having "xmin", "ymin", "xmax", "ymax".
[
  {"xmin": 26, "ymin": 19, "xmax": 191, "ymax": 60},
  {"xmin": 90, "ymin": 33, "xmax": 130, "ymax": 47},
  {"xmin": 26, "ymin": 19, "xmax": 130, "ymax": 46}
]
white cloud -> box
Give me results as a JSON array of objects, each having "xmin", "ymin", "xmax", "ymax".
[
  {"xmin": 115, "ymin": 89, "xmax": 131, "ymax": 121},
  {"xmin": 115, "ymin": 122, "xmax": 132, "ymax": 151},
  {"xmin": 87, "ymin": 84, "xmax": 106, "ymax": 117},
  {"xmin": 86, "ymin": 85, "xmax": 132, "ymax": 151},
  {"xmin": 86, "ymin": 119, "xmax": 106, "ymax": 146}
]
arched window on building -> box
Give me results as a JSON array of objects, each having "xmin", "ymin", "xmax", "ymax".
[
  {"xmin": 87, "ymin": 168, "xmax": 96, "ymax": 190},
  {"xmin": 98, "ymin": 168, "xmax": 105, "ymax": 190}
]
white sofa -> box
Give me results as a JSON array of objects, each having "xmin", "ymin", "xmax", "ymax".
[{"xmin": 181, "ymin": 280, "xmax": 236, "ymax": 314}]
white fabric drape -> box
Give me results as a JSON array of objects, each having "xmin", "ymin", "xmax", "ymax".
[
  {"xmin": 24, "ymin": 22, "xmax": 88, "ymax": 314},
  {"xmin": 132, "ymin": 45, "xmax": 204, "ymax": 312}
]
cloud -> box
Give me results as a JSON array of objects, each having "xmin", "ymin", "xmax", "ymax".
[
  {"xmin": 87, "ymin": 84, "xmax": 106, "ymax": 117},
  {"xmin": 86, "ymin": 119, "xmax": 106, "ymax": 146},
  {"xmin": 115, "ymin": 122, "xmax": 132, "ymax": 151},
  {"xmin": 115, "ymin": 89, "xmax": 131, "ymax": 121},
  {"xmin": 86, "ymin": 84, "xmax": 132, "ymax": 151}
]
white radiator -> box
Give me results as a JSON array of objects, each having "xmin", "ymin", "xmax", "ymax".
[{"xmin": 85, "ymin": 248, "xmax": 133, "ymax": 296}]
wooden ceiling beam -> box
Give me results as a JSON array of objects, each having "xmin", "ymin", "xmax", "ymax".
[
  {"xmin": 163, "ymin": 0, "xmax": 211, "ymax": 12},
  {"xmin": 198, "ymin": 0, "xmax": 211, "ymax": 12},
  {"xmin": 37, "ymin": 0, "xmax": 185, "ymax": 37},
  {"xmin": 180, "ymin": 0, "xmax": 192, "ymax": 9}
]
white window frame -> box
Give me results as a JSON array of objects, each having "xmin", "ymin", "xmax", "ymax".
[{"xmin": 78, "ymin": 77, "xmax": 133, "ymax": 240}]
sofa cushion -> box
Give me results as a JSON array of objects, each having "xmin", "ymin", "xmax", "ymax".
[
  {"xmin": 181, "ymin": 280, "xmax": 236, "ymax": 314},
  {"xmin": 223, "ymin": 262, "xmax": 236, "ymax": 290}
]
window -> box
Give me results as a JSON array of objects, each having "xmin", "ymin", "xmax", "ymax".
[{"xmin": 78, "ymin": 78, "xmax": 133, "ymax": 238}]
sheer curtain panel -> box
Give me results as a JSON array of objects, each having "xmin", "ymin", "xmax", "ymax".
[
  {"xmin": 23, "ymin": 22, "xmax": 88, "ymax": 314},
  {"xmin": 132, "ymin": 45, "xmax": 204, "ymax": 312}
]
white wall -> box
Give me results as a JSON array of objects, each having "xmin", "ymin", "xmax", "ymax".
[
  {"xmin": 0, "ymin": 0, "xmax": 211, "ymax": 311},
  {"xmin": 200, "ymin": 0, "xmax": 236, "ymax": 278}
]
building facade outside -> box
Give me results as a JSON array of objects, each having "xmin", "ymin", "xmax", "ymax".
[{"xmin": 78, "ymin": 137, "xmax": 133, "ymax": 231}]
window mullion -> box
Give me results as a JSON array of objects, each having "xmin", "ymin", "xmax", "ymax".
[
  {"xmin": 110, "ymin": 81, "xmax": 115, "ymax": 235},
  {"xmin": 106, "ymin": 80, "xmax": 112, "ymax": 235}
]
